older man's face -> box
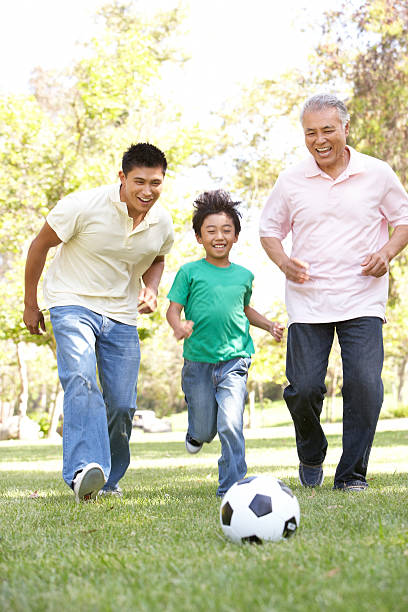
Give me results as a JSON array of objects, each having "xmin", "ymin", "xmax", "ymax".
[{"xmin": 302, "ymin": 107, "xmax": 349, "ymax": 178}]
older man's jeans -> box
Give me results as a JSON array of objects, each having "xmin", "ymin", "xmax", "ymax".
[
  {"xmin": 50, "ymin": 306, "xmax": 140, "ymax": 490},
  {"xmin": 284, "ymin": 317, "xmax": 384, "ymax": 487},
  {"xmin": 182, "ymin": 357, "xmax": 250, "ymax": 496}
]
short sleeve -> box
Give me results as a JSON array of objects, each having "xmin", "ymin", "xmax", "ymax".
[
  {"xmin": 259, "ymin": 174, "xmax": 291, "ymax": 240},
  {"xmin": 243, "ymin": 271, "xmax": 254, "ymax": 307},
  {"xmin": 379, "ymin": 164, "xmax": 408, "ymax": 227},
  {"xmin": 167, "ymin": 266, "xmax": 190, "ymax": 305},
  {"xmin": 46, "ymin": 194, "xmax": 84, "ymax": 243},
  {"xmin": 158, "ymin": 225, "xmax": 175, "ymax": 256}
]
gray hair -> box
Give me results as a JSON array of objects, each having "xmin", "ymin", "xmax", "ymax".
[{"xmin": 300, "ymin": 94, "xmax": 350, "ymax": 127}]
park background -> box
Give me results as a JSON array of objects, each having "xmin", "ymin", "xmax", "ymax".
[{"xmin": 0, "ymin": 0, "xmax": 407, "ymax": 439}]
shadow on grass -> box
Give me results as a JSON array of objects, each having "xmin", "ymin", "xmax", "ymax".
[{"xmin": 0, "ymin": 429, "xmax": 407, "ymax": 465}]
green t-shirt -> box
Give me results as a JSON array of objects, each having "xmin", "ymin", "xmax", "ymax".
[{"xmin": 167, "ymin": 258, "xmax": 255, "ymax": 363}]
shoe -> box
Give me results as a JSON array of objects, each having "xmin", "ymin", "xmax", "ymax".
[
  {"xmin": 72, "ymin": 462, "xmax": 106, "ymax": 503},
  {"xmin": 98, "ymin": 486, "xmax": 123, "ymax": 498},
  {"xmin": 185, "ymin": 433, "xmax": 203, "ymax": 454},
  {"xmin": 299, "ymin": 462, "xmax": 324, "ymax": 487},
  {"xmin": 333, "ymin": 480, "xmax": 368, "ymax": 492}
]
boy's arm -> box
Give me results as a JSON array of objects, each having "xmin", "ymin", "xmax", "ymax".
[
  {"xmin": 166, "ymin": 301, "xmax": 194, "ymax": 341},
  {"xmin": 244, "ymin": 305, "xmax": 284, "ymax": 342}
]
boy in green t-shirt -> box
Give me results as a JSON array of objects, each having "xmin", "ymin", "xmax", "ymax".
[{"xmin": 166, "ymin": 190, "xmax": 284, "ymax": 497}]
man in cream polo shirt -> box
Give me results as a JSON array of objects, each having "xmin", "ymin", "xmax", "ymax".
[
  {"xmin": 260, "ymin": 94, "xmax": 408, "ymax": 492},
  {"xmin": 24, "ymin": 143, "xmax": 174, "ymax": 501}
]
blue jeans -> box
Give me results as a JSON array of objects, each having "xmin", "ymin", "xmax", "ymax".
[
  {"xmin": 181, "ymin": 357, "xmax": 251, "ymax": 496},
  {"xmin": 50, "ymin": 306, "xmax": 140, "ymax": 490},
  {"xmin": 284, "ymin": 317, "xmax": 384, "ymax": 486}
]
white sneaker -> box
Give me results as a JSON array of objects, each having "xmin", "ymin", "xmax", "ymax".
[
  {"xmin": 185, "ymin": 433, "xmax": 203, "ymax": 454},
  {"xmin": 98, "ymin": 487, "xmax": 123, "ymax": 498},
  {"xmin": 72, "ymin": 463, "xmax": 106, "ymax": 503}
]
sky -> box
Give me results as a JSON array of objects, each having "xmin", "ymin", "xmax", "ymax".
[
  {"xmin": 0, "ymin": 0, "xmax": 337, "ymax": 104},
  {"xmin": 0, "ymin": 0, "xmax": 339, "ymax": 307}
]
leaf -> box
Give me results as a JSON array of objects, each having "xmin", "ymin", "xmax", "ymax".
[{"xmin": 326, "ymin": 567, "xmax": 341, "ymax": 578}]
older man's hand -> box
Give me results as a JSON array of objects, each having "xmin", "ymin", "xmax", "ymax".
[{"xmin": 361, "ymin": 251, "xmax": 389, "ymax": 277}]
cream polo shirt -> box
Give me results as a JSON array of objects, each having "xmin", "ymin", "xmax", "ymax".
[
  {"xmin": 43, "ymin": 183, "xmax": 174, "ymax": 325},
  {"xmin": 259, "ymin": 146, "xmax": 408, "ymax": 326}
]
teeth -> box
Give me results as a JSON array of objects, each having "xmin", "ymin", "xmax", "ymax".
[{"xmin": 316, "ymin": 147, "xmax": 330, "ymax": 152}]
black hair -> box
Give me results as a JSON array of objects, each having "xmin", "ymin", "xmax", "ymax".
[
  {"xmin": 192, "ymin": 190, "xmax": 242, "ymax": 236},
  {"xmin": 122, "ymin": 143, "xmax": 167, "ymax": 176}
]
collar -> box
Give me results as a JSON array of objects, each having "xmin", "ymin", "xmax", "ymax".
[
  {"xmin": 304, "ymin": 146, "xmax": 366, "ymax": 179},
  {"xmin": 110, "ymin": 183, "xmax": 161, "ymax": 227}
]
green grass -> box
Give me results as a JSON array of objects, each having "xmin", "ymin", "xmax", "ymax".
[{"xmin": 1, "ymin": 423, "xmax": 408, "ymax": 612}]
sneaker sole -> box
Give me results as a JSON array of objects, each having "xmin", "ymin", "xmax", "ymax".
[
  {"xmin": 77, "ymin": 467, "xmax": 105, "ymax": 501},
  {"xmin": 185, "ymin": 439, "xmax": 203, "ymax": 454}
]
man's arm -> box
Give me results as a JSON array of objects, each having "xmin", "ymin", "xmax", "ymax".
[
  {"xmin": 260, "ymin": 236, "xmax": 310, "ymax": 284},
  {"xmin": 24, "ymin": 222, "xmax": 62, "ymax": 334},
  {"xmin": 244, "ymin": 305, "xmax": 284, "ymax": 342},
  {"xmin": 166, "ymin": 301, "xmax": 194, "ymax": 340},
  {"xmin": 138, "ymin": 256, "xmax": 165, "ymax": 314},
  {"xmin": 361, "ymin": 224, "xmax": 408, "ymax": 277}
]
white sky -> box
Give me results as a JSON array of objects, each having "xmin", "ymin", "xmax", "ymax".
[
  {"xmin": 0, "ymin": 0, "xmax": 339, "ymax": 308},
  {"xmin": 0, "ymin": 0, "xmax": 337, "ymax": 102}
]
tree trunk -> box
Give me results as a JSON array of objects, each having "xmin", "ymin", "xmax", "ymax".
[
  {"xmin": 397, "ymin": 356, "xmax": 407, "ymax": 404},
  {"xmin": 48, "ymin": 387, "xmax": 63, "ymax": 439},
  {"xmin": 16, "ymin": 343, "xmax": 29, "ymax": 438}
]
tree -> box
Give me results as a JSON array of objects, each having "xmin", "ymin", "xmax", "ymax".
[{"xmin": 0, "ymin": 1, "xmax": 216, "ymax": 431}]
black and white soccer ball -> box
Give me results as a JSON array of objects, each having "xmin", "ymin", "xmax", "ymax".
[{"xmin": 220, "ymin": 475, "xmax": 300, "ymax": 544}]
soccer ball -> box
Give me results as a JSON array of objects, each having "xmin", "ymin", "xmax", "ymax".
[{"xmin": 220, "ymin": 475, "xmax": 300, "ymax": 544}]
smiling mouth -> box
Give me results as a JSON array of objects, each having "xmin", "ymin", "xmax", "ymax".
[
  {"xmin": 316, "ymin": 146, "xmax": 332, "ymax": 154},
  {"xmin": 138, "ymin": 197, "xmax": 153, "ymax": 203},
  {"xmin": 213, "ymin": 244, "xmax": 226, "ymax": 249}
]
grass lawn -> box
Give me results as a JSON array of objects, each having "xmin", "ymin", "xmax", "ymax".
[{"xmin": 1, "ymin": 420, "xmax": 408, "ymax": 612}]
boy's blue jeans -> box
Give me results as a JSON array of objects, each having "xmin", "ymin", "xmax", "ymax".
[
  {"xmin": 50, "ymin": 306, "xmax": 140, "ymax": 491},
  {"xmin": 181, "ymin": 357, "xmax": 251, "ymax": 496},
  {"xmin": 284, "ymin": 316, "xmax": 384, "ymax": 487}
]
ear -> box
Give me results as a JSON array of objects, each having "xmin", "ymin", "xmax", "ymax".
[
  {"xmin": 119, "ymin": 170, "xmax": 126, "ymax": 184},
  {"xmin": 344, "ymin": 121, "xmax": 350, "ymax": 138},
  {"xmin": 233, "ymin": 233, "xmax": 239, "ymax": 244},
  {"xmin": 195, "ymin": 233, "xmax": 203, "ymax": 244}
]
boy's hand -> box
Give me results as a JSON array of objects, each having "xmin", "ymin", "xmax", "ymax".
[
  {"xmin": 174, "ymin": 320, "xmax": 194, "ymax": 341},
  {"xmin": 269, "ymin": 321, "xmax": 285, "ymax": 342}
]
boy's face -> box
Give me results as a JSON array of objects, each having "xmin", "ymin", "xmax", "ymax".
[{"xmin": 196, "ymin": 212, "xmax": 238, "ymax": 266}]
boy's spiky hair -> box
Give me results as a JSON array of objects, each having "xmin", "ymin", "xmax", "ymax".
[{"xmin": 192, "ymin": 190, "xmax": 242, "ymax": 236}]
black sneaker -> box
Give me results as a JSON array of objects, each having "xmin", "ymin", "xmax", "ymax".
[
  {"xmin": 333, "ymin": 480, "xmax": 368, "ymax": 492},
  {"xmin": 299, "ymin": 462, "xmax": 324, "ymax": 487},
  {"xmin": 185, "ymin": 433, "xmax": 203, "ymax": 454}
]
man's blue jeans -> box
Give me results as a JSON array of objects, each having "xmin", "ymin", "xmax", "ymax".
[
  {"xmin": 181, "ymin": 357, "xmax": 250, "ymax": 496},
  {"xmin": 50, "ymin": 306, "xmax": 140, "ymax": 491},
  {"xmin": 284, "ymin": 317, "xmax": 384, "ymax": 487}
]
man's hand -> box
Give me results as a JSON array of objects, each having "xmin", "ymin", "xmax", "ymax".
[
  {"xmin": 137, "ymin": 287, "xmax": 158, "ymax": 314},
  {"xmin": 268, "ymin": 321, "xmax": 285, "ymax": 342},
  {"xmin": 361, "ymin": 252, "xmax": 389, "ymax": 277},
  {"xmin": 173, "ymin": 320, "xmax": 194, "ymax": 341},
  {"xmin": 23, "ymin": 306, "xmax": 46, "ymax": 335},
  {"xmin": 281, "ymin": 257, "xmax": 310, "ymax": 283}
]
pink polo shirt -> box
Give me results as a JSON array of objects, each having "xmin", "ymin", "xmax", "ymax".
[{"xmin": 259, "ymin": 146, "xmax": 408, "ymax": 325}]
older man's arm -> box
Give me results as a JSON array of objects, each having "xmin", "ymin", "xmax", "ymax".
[
  {"xmin": 361, "ymin": 225, "xmax": 408, "ymax": 277},
  {"xmin": 260, "ymin": 236, "xmax": 310, "ymax": 284}
]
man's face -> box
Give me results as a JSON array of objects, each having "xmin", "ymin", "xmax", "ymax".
[
  {"xmin": 119, "ymin": 166, "xmax": 164, "ymax": 215},
  {"xmin": 302, "ymin": 107, "xmax": 349, "ymax": 177}
]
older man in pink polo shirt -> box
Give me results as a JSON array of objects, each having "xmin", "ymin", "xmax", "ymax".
[{"xmin": 260, "ymin": 93, "xmax": 408, "ymax": 491}]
